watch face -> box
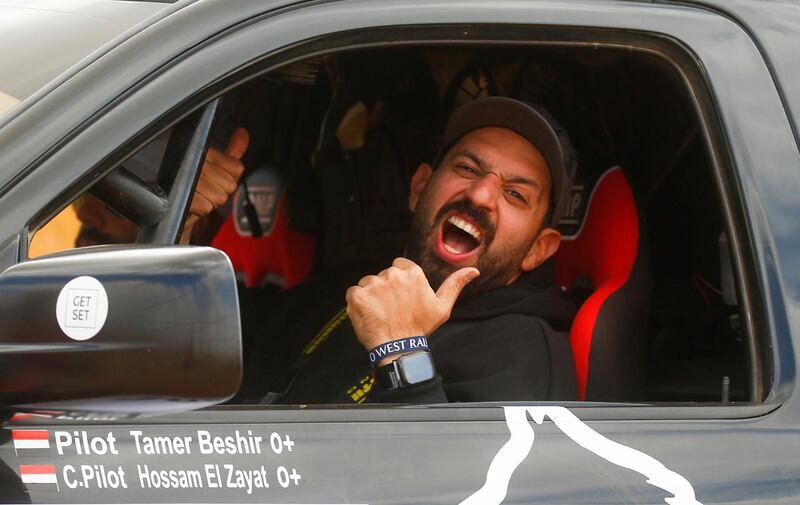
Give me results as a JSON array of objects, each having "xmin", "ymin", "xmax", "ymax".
[{"xmin": 400, "ymin": 352, "xmax": 435, "ymax": 385}]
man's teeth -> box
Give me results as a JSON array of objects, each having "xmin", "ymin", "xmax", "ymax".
[
  {"xmin": 443, "ymin": 243, "xmax": 460, "ymax": 254},
  {"xmin": 447, "ymin": 216, "xmax": 482, "ymax": 241}
]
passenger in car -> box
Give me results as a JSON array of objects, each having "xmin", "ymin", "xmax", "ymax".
[
  {"xmin": 240, "ymin": 97, "xmax": 579, "ymax": 404},
  {"xmin": 73, "ymin": 128, "xmax": 249, "ymax": 247}
]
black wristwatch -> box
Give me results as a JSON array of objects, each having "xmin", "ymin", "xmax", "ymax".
[{"xmin": 375, "ymin": 351, "xmax": 436, "ymax": 390}]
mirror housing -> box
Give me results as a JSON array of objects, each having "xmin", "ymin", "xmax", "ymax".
[{"xmin": 0, "ymin": 245, "xmax": 241, "ymax": 415}]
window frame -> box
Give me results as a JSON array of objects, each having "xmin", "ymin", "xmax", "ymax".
[{"xmin": 8, "ymin": 0, "xmax": 792, "ymax": 419}]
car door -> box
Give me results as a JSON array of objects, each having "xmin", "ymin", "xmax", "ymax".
[{"xmin": 1, "ymin": 1, "xmax": 799, "ymax": 504}]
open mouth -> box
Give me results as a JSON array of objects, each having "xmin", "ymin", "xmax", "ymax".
[{"xmin": 439, "ymin": 214, "xmax": 483, "ymax": 259}]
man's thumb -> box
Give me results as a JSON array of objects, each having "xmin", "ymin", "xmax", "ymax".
[
  {"xmin": 436, "ymin": 267, "xmax": 480, "ymax": 307},
  {"xmin": 225, "ymin": 127, "xmax": 249, "ymax": 160}
]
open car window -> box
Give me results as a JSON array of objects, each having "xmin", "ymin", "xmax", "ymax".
[
  {"xmin": 218, "ymin": 46, "xmax": 751, "ymax": 406},
  {"xmin": 27, "ymin": 41, "xmax": 756, "ymax": 408},
  {"xmin": 30, "ymin": 100, "xmax": 233, "ymax": 256},
  {"xmin": 28, "ymin": 133, "xmax": 167, "ymax": 256}
]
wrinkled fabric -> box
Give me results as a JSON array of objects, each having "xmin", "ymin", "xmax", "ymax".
[{"xmin": 237, "ymin": 259, "xmax": 577, "ymax": 405}]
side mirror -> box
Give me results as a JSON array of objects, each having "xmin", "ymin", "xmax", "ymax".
[{"xmin": 0, "ymin": 245, "xmax": 241, "ymax": 415}]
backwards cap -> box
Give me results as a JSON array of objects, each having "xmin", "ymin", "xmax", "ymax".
[{"xmin": 438, "ymin": 97, "xmax": 577, "ymax": 227}]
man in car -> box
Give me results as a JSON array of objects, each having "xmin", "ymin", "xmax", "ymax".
[
  {"xmin": 76, "ymin": 97, "xmax": 578, "ymax": 404},
  {"xmin": 242, "ymin": 96, "xmax": 579, "ymax": 404}
]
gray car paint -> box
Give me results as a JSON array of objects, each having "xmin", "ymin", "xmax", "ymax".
[
  {"xmin": 0, "ymin": 0, "xmax": 799, "ymax": 503},
  {"xmin": 0, "ymin": 0, "xmax": 170, "ymax": 100}
]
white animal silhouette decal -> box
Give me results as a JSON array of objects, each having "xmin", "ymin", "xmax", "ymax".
[{"xmin": 460, "ymin": 406, "xmax": 702, "ymax": 505}]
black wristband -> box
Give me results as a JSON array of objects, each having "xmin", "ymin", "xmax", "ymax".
[{"xmin": 368, "ymin": 336, "xmax": 429, "ymax": 366}]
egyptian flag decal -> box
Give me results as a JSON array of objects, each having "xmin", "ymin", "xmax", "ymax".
[
  {"xmin": 19, "ymin": 465, "xmax": 59, "ymax": 492},
  {"xmin": 12, "ymin": 430, "xmax": 50, "ymax": 456}
]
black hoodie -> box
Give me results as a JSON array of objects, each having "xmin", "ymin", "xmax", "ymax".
[
  {"xmin": 371, "ymin": 259, "xmax": 578, "ymax": 403},
  {"xmin": 239, "ymin": 260, "xmax": 577, "ymax": 404}
]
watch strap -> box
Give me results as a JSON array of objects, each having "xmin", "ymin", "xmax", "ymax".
[{"xmin": 375, "ymin": 360, "xmax": 403, "ymax": 389}]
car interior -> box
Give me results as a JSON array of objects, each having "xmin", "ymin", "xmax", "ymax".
[{"xmin": 29, "ymin": 44, "xmax": 753, "ymax": 405}]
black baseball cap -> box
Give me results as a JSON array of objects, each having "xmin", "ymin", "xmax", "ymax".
[{"xmin": 437, "ymin": 97, "xmax": 577, "ymax": 227}]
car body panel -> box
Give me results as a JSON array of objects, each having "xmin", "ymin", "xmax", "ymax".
[
  {"xmin": 679, "ymin": 0, "xmax": 800, "ymax": 143},
  {"xmin": 676, "ymin": 0, "xmax": 800, "ymax": 408},
  {"xmin": 0, "ymin": 0, "xmax": 799, "ymax": 504},
  {"xmin": 0, "ymin": 405, "xmax": 798, "ymax": 504}
]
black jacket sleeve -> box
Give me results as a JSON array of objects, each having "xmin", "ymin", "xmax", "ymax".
[
  {"xmin": 368, "ymin": 314, "xmax": 577, "ymax": 403},
  {"xmin": 370, "ymin": 376, "xmax": 449, "ymax": 403}
]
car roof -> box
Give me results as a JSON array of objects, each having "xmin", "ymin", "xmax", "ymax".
[{"xmin": 0, "ymin": 0, "xmax": 173, "ymax": 112}]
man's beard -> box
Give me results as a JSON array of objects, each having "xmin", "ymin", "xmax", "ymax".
[{"xmin": 406, "ymin": 199, "xmax": 534, "ymax": 300}]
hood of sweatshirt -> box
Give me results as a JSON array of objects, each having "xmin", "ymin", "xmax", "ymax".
[{"xmin": 449, "ymin": 259, "xmax": 575, "ymax": 331}]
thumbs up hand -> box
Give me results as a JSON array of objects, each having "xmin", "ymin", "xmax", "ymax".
[
  {"xmin": 347, "ymin": 257, "xmax": 479, "ymax": 366},
  {"xmin": 181, "ymin": 127, "xmax": 249, "ymax": 242},
  {"xmin": 190, "ymin": 127, "xmax": 249, "ymax": 218}
]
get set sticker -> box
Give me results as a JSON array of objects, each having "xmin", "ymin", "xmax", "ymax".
[{"xmin": 55, "ymin": 276, "xmax": 108, "ymax": 341}]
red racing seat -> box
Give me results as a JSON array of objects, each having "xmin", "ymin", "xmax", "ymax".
[
  {"xmin": 554, "ymin": 166, "xmax": 649, "ymax": 401},
  {"xmin": 212, "ymin": 188, "xmax": 316, "ymax": 289}
]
